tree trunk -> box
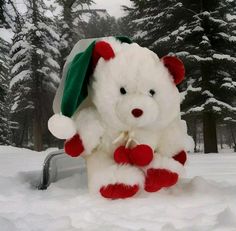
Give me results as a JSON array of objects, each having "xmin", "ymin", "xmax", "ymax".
[
  {"xmin": 203, "ymin": 112, "xmax": 218, "ymax": 153},
  {"xmin": 219, "ymin": 127, "xmax": 223, "ymax": 149},
  {"xmin": 33, "ymin": 114, "xmax": 43, "ymax": 151},
  {"xmin": 31, "ymin": 0, "xmax": 43, "ymax": 152},
  {"xmin": 193, "ymin": 118, "xmax": 197, "ymax": 152},
  {"xmin": 229, "ymin": 125, "xmax": 236, "ymax": 152},
  {"xmin": 187, "ymin": 118, "xmax": 197, "ymax": 152},
  {"xmin": 19, "ymin": 118, "xmax": 27, "ymax": 146}
]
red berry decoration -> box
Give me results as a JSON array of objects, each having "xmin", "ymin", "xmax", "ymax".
[
  {"xmin": 129, "ymin": 144, "xmax": 153, "ymax": 166},
  {"xmin": 114, "ymin": 146, "xmax": 130, "ymax": 164}
]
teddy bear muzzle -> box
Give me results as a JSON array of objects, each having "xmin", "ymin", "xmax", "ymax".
[{"xmin": 131, "ymin": 108, "xmax": 143, "ymax": 118}]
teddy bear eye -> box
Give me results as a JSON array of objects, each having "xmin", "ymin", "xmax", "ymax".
[
  {"xmin": 149, "ymin": 89, "xmax": 156, "ymax": 96},
  {"xmin": 120, "ymin": 87, "xmax": 127, "ymax": 95}
]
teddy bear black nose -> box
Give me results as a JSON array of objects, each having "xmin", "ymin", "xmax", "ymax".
[{"xmin": 131, "ymin": 108, "xmax": 143, "ymax": 118}]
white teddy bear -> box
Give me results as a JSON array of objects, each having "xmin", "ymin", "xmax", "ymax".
[{"xmin": 48, "ymin": 37, "xmax": 193, "ymax": 199}]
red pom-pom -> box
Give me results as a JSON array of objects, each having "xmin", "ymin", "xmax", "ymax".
[
  {"xmin": 92, "ymin": 41, "xmax": 115, "ymax": 68},
  {"xmin": 114, "ymin": 146, "xmax": 130, "ymax": 164},
  {"xmin": 129, "ymin": 144, "xmax": 153, "ymax": 166},
  {"xmin": 64, "ymin": 134, "xmax": 84, "ymax": 157},
  {"xmin": 100, "ymin": 183, "xmax": 139, "ymax": 199},
  {"xmin": 145, "ymin": 168, "xmax": 178, "ymax": 192},
  {"xmin": 173, "ymin": 150, "xmax": 187, "ymax": 165},
  {"xmin": 162, "ymin": 56, "xmax": 185, "ymax": 85}
]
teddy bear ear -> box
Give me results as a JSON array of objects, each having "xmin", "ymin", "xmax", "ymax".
[
  {"xmin": 161, "ymin": 56, "xmax": 185, "ymax": 85},
  {"xmin": 92, "ymin": 41, "xmax": 115, "ymax": 68}
]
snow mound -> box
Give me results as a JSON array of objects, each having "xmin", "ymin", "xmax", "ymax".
[{"xmin": 0, "ymin": 146, "xmax": 236, "ymax": 231}]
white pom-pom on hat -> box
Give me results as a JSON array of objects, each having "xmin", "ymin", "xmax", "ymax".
[{"xmin": 48, "ymin": 114, "xmax": 76, "ymax": 139}]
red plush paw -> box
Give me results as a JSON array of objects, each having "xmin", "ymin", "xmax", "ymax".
[
  {"xmin": 113, "ymin": 144, "xmax": 153, "ymax": 166},
  {"xmin": 144, "ymin": 168, "xmax": 178, "ymax": 192},
  {"xmin": 100, "ymin": 183, "xmax": 139, "ymax": 199},
  {"xmin": 173, "ymin": 150, "xmax": 187, "ymax": 165},
  {"xmin": 129, "ymin": 144, "xmax": 153, "ymax": 166},
  {"xmin": 64, "ymin": 134, "xmax": 84, "ymax": 157}
]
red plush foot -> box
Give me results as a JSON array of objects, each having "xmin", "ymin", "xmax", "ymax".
[
  {"xmin": 100, "ymin": 183, "xmax": 139, "ymax": 199},
  {"xmin": 64, "ymin": 134, "xmax": 84, "ymax": 157},
  {"xmin": 173, "ymin": 150, "xmax": 187, "ymax": 165},
  {"xmin": 129, "ymin": 144, "xmax": 153, "ymax": 166},
  {"xmin": 114, "ymin": 146, "xmax": 130, "ymax": 164},
  {"xmin": 145, "ymin": 168, "xmax": 178, "ymax": 192}
]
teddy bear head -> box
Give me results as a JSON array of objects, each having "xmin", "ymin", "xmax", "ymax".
[{"xmin": 90, "ymin": 38, "xmax": 185, "ymax": 131}]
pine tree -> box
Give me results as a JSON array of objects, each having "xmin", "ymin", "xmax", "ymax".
[
  {"xmin": 85, "ymin": 12, "xmax": 120, "ymax": 38},
  {"xmin": 0, "ymin": 0, "xmax": 6, "ymax": 26},
  {"xmin": 0, "ymin": 37, "xmax": 10, "ymax": 144},
  {"xmin": 0, "ymin": 0, "xmax": 11, "ymax": 28},
  {"xmin": 55, "ymin": 0, "xmax": 93, "ymax": 68},
  {"xmin": 0, "ymin": 0, "xmax": 22, "ymax": 29},
  {"xmin": 125, "ymin": 0, "xmax": 236, "ymax": 153},
  {"xmin": 179, "ymin": 0, "xmax": 236, "ymax": 153},
  {"xmin": 9, "ymin": 0, "xmax": 60, "ymax": 151}
]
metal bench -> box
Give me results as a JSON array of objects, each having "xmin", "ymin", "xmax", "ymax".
[{"xmin": 38, "ymin": 149, "xmax": 85, "ymax": 190}]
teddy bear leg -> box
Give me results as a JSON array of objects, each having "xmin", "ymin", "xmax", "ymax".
[
  {"xmin": 144, "ymin": 153, "xmax": 185, "ymax": 192},
  {"xmin": 86, "ymin": 151, "xmax": 144, "ymax": 199},
  {"xmin": 145, "ymin": 168, "xmax": 178, "ymax": 192}
]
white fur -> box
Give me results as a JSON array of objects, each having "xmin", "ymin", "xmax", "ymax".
[
  {"xmin": 48, "ymin": 114, "xmax": 76, "ymax": 139},
  {"xmin": 158, "ymin": 119, "xmax": 190, "ymax": 158},
  {"xmin": 75, "ymin": 107, "xmax": 104, "ymax": 154}
]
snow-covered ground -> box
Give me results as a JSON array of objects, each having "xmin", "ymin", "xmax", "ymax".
[{"xmin": 0, "ymin": 146, "xmax": 236, "ymax": 231}]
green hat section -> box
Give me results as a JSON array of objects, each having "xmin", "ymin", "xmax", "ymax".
[{"xmin": 61, "ymin": 36, "xmax": 132, "ymax": 118}]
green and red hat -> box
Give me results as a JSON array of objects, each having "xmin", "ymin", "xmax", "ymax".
[{"xmin": 48, "ymin": 36, "xmax": 132, "ymax": 139}]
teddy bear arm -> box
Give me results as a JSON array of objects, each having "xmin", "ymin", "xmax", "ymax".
[
  {"xmin": 158, "ymin": 119, "xmax": 191, "ymax": 159},
  {"xmin": 143, "ymin": 119, "xmax": 188, "ymax": 183},
  {"xmin": 74, "ymin": 107, "xmax": 105, "ymax": 155}
]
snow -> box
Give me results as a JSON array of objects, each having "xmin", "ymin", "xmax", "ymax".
[
  {"xmin": 202, "ymin": 90, "xmax": 214, "ymax": 97},
  {"xmin": 0, "ymin": 28, "xmax": 14, "ymax": 43},
  {"xmin": 135, "ymin": 30, "xmax": 148, "ymax": 39},
  {"xmin": 41, "ymin": 23, "xmax": 60, "ymax": 41},
  {"xmin": 176, "ymin": 51, "xmax": 189, "ymax": 57},
  {"xmin": 154, "ymin": 36, "xmax": 170, "ymax": 45},
  {"xmin": 9, "ymin": 70, "xmax": 31, "ymax": 89},
  {"xmin": 11, "ymin": 60, "xmax": 29, "ymax": 74},
  {"xmin": 209, "ymin": 16, "xmax": 227, "ymax": 26},
  {"xmin": 180, "ymin": 85, "xmax": 201, "ymax": 101},
  {"xmin": 226, "ymin": 13, "xmax": 236, "ymax": 21},
  {"xmin": 192, "ymin": 26, "xmax": 204, "ymax": 32},
  {"xmin": 221, "ymin": 82, "xmax": 236, "ymax": 89},
  {"xmin": 204, "ymin": 98, "xmax": 236, "ymax": 112},
  {"xmin": 213, "ymin": 54, "xmax": 236, "ymax": 63},
  {"xmin": 46, "ymin": 57, "xmax": 60, "ymax": 69},
  {"xmin": 11, "ymin": 101, "xmax": 19, "ymax": 111},
  {"xmin": 185, "ymin": 106, "xmax": 204, "ymax": 114},
  {"xmin": 212, "ymin": 106, "xmax": 221, "ymax": 112},
  {"xmin": 228, "ymin": 35, "xmax": 236, "ymax": 42},
  {"xmin": 45, "ymin": 44, "xmax": 60, "ymax": 55},
  {"xmin": 0, "ymin": 146, "xmax": 236, "ymax": 231},
  {"xmin": 189, "ymin": 55, "xmax": 213, "ymax": 62}
]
